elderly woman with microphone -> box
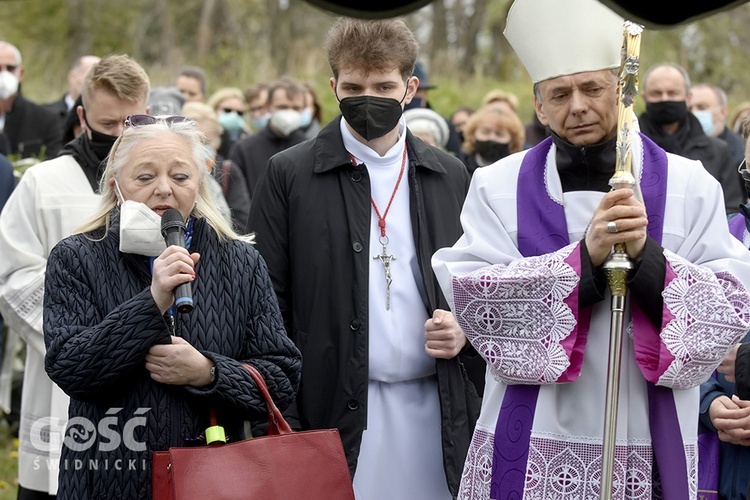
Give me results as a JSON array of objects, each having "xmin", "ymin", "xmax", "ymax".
[{"xmin": 43, "ymin": 114, "xmax": 302, "ymax": 499}]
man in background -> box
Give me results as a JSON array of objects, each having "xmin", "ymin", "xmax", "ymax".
[
  {"xmin": 175, "ymin": 65, "xmax": 208, "ymax": 103},
  {"xmin": 639, "ymin": 62, "xmax": 743, "ymax": 213},
  {"xmin": 690, "ymin": 82, "xmax": 746, "ymax": 202},
  {"xmin": 229, "ymin": 77, "xmax": 308, "ymax": 202},
  {"xmin": 43, "ymin": 55, "xmax": 100, "ymax": 144},
  {"xmin": 245, "ymin": 82, "xmax": 270, "ymax": 132},
  {"xmin": 0, "ymin": 41, "xmax": 61, "ymax": 160}
]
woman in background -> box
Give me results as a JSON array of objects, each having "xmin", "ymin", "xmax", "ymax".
[
  {"xmin": 181, "ymin": 101, "xmax": 251, "ymax": 234},
  {"xmin": 460, "ymin": 105, "xmax": 525, "ymax": 175}
]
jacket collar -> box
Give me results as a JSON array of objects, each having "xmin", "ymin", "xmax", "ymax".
[{"xmin": 312, "ymin": 116, "xmax": 448, "ymax": 175}]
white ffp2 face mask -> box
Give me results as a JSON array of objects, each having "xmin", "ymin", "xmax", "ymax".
[
  {"xmin": 114, "ymin": 180, "xmax": 167, "ymax": 257},
  {"xmin": 119, "ymin": 200, "xmax": 167, "ymax": 256},
  {"xmin": 0, "ymin": 71, "xmax": 19, "ymax": 100},
  {"xmin": 270, "ymin": 109, "xmax": 302, "ymax": 137}
]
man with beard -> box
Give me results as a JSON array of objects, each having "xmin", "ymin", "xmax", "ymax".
[
  {"xmin": 0, "ymin": 54, "xmax": 149, "ymax": 500},
  {"xmin": 638, "ymin": 62, "xmax": 744, "ymax": 213}
]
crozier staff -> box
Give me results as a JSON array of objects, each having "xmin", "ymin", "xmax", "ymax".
[{"xmin": 599, "ymin": 20, "xmax": 643, "ymax": 499}]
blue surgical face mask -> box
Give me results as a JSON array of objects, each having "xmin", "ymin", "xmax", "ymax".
[
  {"xmin": 218, "ymin": 110, "xmax": 246, "ymax": 133},
  {"xmin": 299, "ymin": 108, "xmax": 313, "ymax": 129},
  {"xmin": 252, "ymin": 113, "xmax": 270, "ymax": 131},
  {"xmin": 692, "ymin": 109, "xmax": 715, "ymax": 136}
]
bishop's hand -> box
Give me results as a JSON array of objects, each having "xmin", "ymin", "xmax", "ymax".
[{"xmin": 585, "ymin": 188, "xmax": 648, "ymax": 267}]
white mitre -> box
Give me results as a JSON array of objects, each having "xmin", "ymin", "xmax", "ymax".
[{"xmin": 504, "ymin": 0, "xmax": 625, "ymax": 84}]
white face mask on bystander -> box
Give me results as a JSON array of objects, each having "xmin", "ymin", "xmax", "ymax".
[
  {"xmin": 0, "ymin": 71, "xmax": 19, "ymax": 100},
  {"xmin": 269, "ymin": 109, "xmax": 302, "ymax": 137}
]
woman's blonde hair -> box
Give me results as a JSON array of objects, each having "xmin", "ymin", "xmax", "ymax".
[
  {"xmin": 74, "ymin": 119, "xmax": 253, "ymax": 244},
  {"xmin": 206, "ymin": 87, "xmax": 246, "ymax": 111},
  {"xmin": 181, "ymin": 101, "xmax": 222, "ymax": 153}
]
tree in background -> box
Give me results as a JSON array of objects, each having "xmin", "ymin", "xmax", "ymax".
[{"xmin": 5, "ymin": 0, "xmax": 750, "ymax": 125}]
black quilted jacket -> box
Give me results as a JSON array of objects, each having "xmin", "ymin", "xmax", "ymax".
[{"xmin": 44, "ymin": 216, "xmax": 302, "ymax": 499}]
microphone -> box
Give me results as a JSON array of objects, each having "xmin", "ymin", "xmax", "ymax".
[{"xmin": 160, "ymin": 209, "xmax": 194, "ymax": 313}]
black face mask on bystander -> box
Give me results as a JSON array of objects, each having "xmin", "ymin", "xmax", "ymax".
[
  {"xmin": 338, "ymin": 87, "xmax": 408, "ymax": 141},
  {"xmin": 644, "ymin": 101, "xmax": 688, "ymax": 124},
  {"xmin": 475, "ymin": 140, "xmax": 511, "ymax": 164},
  {"xmin": 83, "ymin": 110, "xmax": 120, "ymax": 161}
]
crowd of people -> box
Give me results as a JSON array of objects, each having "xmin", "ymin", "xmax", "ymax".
[{"xmin": 1, "ymin": 1, "xmax": 750, "ymax": 499}]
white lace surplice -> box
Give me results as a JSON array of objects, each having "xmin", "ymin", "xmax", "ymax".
[{"xmin": 432, "ymin": 140, "xmax": 750, "ymax": 500}]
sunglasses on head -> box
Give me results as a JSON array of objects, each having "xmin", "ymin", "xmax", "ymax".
[
  {"xmin": 124, "ymin": 114, "xmax": 196, "ymax": 128},
  {"xmin": 222, "ymin": 108, "xmax": 244, "ymax": 116}
]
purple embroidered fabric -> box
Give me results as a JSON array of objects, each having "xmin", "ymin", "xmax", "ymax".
[{"xmin": 490, "ymin": 134, "xmax": 691, "ymax": 498}]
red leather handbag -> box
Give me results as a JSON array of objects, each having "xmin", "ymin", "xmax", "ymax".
[{"xmin": 152, "ymin": 364, "xmax": 354, "ymax": 500}]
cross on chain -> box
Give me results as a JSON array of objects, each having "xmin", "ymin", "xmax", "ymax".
[
  {"xmin": 374, "ymin": 237, "xmax": 395, "ymax": 310},
  {"xmin": 348, "ymin": 146, "xmax": 407, "ymax": 311}
]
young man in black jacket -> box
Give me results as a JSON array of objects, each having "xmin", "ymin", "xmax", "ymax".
[{"xmin": 247, "ymin": 17, "xmax": 481, "ymax": 500}]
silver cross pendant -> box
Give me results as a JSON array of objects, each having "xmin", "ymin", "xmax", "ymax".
[{"xmin": 373, "ymin": 241, "xmax": 395, "ymax": 310}]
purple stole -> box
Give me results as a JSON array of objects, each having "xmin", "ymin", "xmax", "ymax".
[
  {"xmin": 490, "ymin": 134, "xmax": 691, "ymax": 499},
  {"xmin": 728, "ymin": 213, "xmax": 746, "ymax": 242}
]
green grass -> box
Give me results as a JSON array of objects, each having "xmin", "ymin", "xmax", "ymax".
[{"xmin": 0, "ymin": 418, "xmax": 18, "ymax": 500}]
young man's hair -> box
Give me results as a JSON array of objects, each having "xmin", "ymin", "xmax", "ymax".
[
  {"xmin": 81, "ymin": 54, "xmax": 150, "ymax": 109},
  {"xmin": 325, "ymin": 17, "xmax": 419, "ymax": 82}
]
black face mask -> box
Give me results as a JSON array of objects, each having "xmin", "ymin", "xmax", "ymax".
[
  {"xmin": 474, "ymin": 140, "xmax": 511, "ymax": 164},
  {"xmin": 645, "ymin": 101, "xmax": 688, "ymax": 125},
  {"xmin": 83, "ymin": 111, "xmax": 119, "ymax": 161},
  {"xmin": 338, "ymin": 91, "xmax": 406, "ymax": 141}
]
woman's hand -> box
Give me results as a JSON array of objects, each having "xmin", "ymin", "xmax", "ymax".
[
  {"xmin": 150, "ymin": 246, "xmax": 200, "ymax": 314},
  {"xmin": 145, "ymin": 336, "xmax": 215, "ymax": 387}
]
